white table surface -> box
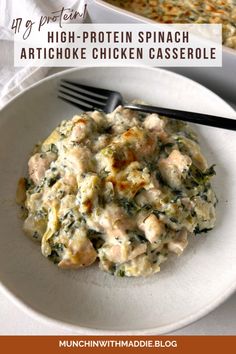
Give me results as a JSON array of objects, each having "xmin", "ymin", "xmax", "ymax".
[{"xmin": 0, "ymin": 67, "xmax": 235, "ymax": 335}]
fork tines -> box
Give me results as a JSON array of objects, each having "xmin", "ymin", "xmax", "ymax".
[{"xmin": 58, "ymin": 80, "xmax": 110, "ymax": 111}]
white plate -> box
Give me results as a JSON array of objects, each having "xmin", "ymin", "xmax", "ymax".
[{"xmin": 0, "ymin": 67, "xmax": 236, "ymax": 335}]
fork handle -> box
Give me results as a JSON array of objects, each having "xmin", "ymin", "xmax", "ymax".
[{"xmin": 124, "ymin": 104, "xmax": 236, "ymax": 131}]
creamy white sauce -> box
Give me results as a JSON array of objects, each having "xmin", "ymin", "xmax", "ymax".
[{"xmin": 17, "ymin": 106, "xmax": 217, "ymax": 277}]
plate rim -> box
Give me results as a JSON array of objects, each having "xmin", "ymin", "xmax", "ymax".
[{"xmin": 0, "ymin": 278, "xmax": 235, "ymax": 334}]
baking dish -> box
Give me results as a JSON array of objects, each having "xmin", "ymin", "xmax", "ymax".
[{"xmin": 88, "ymin": 0, "xmax": 236, "ymax": 103}]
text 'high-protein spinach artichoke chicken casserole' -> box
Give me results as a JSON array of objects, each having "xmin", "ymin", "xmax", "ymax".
[
  {"xmin": 106, "ymin": 0, "xmax": 236, "ymax": 49},
  {"xmin": 17, "ymin": 107, "xmax": 217, "ymax": 277}
]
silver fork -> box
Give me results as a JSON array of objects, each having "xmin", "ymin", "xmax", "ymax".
[{"xmin": 58, "ymin": 79, "xmax": 236, "ymax": 131}]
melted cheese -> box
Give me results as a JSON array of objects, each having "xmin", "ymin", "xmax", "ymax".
[
  {"xmin": 18, "ymin": 106, "xmax": 217, "ymax": 277},
  {"xmin": 106, "ymin": 0, "xmax": 236, "ymax": 49}
]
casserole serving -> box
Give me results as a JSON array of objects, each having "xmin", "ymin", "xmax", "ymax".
[
  {"xmin": 17, "ymin": 106, "xmax": 216, "ymax": 277},
  {"xmin": 105, "ymin": 0, "xmax": 236, "ymax": 49}
]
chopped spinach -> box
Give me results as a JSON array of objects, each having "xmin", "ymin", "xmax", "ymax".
[
  {"xmin": 48, "ymin": 250, "xmax": 60, "ymax": 264},
  {"xmin": 116, "ymin": 269, "xmax": 125, "ymax": 277},
  {"xmin": 54, "ymin": 243, "xmax": 64, "ymax": 252},
  {"xmin": 103, "ymin": 125, "xmax": 113, "ymax": 134},
  {"xmin": 47, "ymin": 175, "xmax": 60, "ymax": 187},
  {"xmin": 188, "ymin": 165, "xmax": 216, "ymax": 186},
  {"xmin": 33, "ymin": 231, "xmax": 39, "ymax": 239},
  {"xmin": 140, "ymin": 204, "xmax": 153, "ymax": 213},
  {"xmin": 64, "ymin": 221, "xmax": 74, "ymax": 232},
  {"xmin": 129, "ymin": 231, "xmax": 147, "ymax": 244},
  {"xmin": 170, "ymin": 217, "xmax": 178, "ymax": 223},
  {"xmin": 155, "ymin": 170, "xmax": 169, "ymax": 187},
  {"xmin": 118, "ymin": 198, "xmax": 138, "ymax": 216},
  {"xmin": 194, "ymin": 226, "xmax": 213, "ymax": 235},
  {"xmin": 24, "ymin": 178, "xmax": 32, "ymax": 190},
  {"xmin": 35, "ymin": 208, "xmax": 47, "ymax": 219},
  {"xmin": 48, "ymin": 243, "xmax": 65, "ymax": 264},
  {"xmin": 171, "ymin": 190, "xmax": 183, "ymax": 203},
  {"xmin": 49, "ymin": 143, "xmax": 58, "ymax": 154},
  {"xmin": 145, "ymin": 160, "xmax": 157, "ymax": 172},
  {"xmin": 87, "ymin": 229, "xmax": 105, "ymax": 249}
]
